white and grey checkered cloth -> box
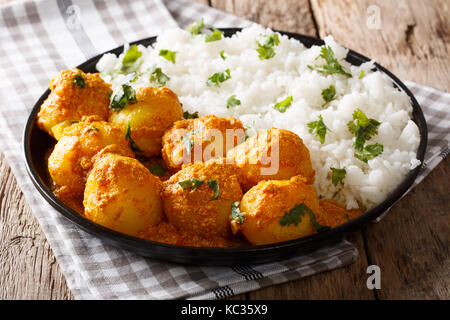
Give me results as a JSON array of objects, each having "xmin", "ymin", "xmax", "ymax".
[{"xmin": 0, "ymin": 0, "xmax": 448, "ymax": 300}]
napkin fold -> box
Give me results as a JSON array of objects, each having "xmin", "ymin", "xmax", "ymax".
[{"xmin": 0, "ymin": 0, "xmax": 448, "ymax": 299}]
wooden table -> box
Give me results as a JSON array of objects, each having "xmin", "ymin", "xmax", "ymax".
[{"xmin": 0, "ymin": 0, "xmax": 448, "ymax": 300}]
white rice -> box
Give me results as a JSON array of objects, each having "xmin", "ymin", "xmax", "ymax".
[{"xmin": 96, "ymin": 24, "xmax": 421, "ymax": 210}]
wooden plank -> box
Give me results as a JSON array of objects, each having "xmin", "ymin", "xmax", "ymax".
[
  {"xmin": 0, "ymin": 153, "xmax": 73, "ymax": 300},
  {"xmin": 310, "ymin": 0, "xmax": 450, "ymax": 299},
  {"xmin": 310, "ymin": 0, "xmax": 450, "ymax": 92},
  {"xmin": 210, "ymin": 0, "xmax": 318, "ymax": 36}
]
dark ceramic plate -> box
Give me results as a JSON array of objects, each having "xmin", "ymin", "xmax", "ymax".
[{"xmin": 23, "ymin": 28, "xmax": 427, "ymax": 266}]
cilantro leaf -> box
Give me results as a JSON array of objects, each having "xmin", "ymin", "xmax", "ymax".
[
  {"xmin": 182, "ymin": 129, "xmax": 200, "ymax": 157},
  {"xmin": 150, "ymin": 67, "xmax": 170, "ymax": 86},
  {"xmin": 359, "ymin": 70, "xmax": 365, "ymax": 79},
  {"xmin": 354, "ymin": 143, "xmax": 384, "ymax": 163},
  {"xmin": 126, "ymin": 122, "xmax": 143, "ymax": 153},
  {"xmin": 73, "ymin": 73, "xmax": 85, "ymax": 89},
  {"xmin": 205, "ymin": 28, "xmax": 223, "ymax": 42},
  {"xmin": 306, "ymin": 206, "xmax": 331, "ymax": 232},
  {"xmin": 121, "ymin": 45, "xmax": 142, "ymax": 73},
  {"xmin": 219, "ymin": 50, "xmax": 226, "ymax": 60},
  {"xmin": 179, "ymin": 178, "xmax": 204, "ymax": 191},
  {"xmin": 307, "ymin": 115, "xmax": 328, "ymax": 144},
  {"xmin": 227, "ymin": 95, "xmax": 241, "ymax": 109},
  {"xmin": 231, "ymin": 201, "xmax": 245, "ymax": 224},
  {"xmin": 186, "ymin": 18, "xmax": 205, "ymax": 35},
  {"xmin": 183, "ymin": 111, "xmax": 199, "ymax": 119},
  {"xmin": 109, "ymin": 84, "xmax": 137, "ymax": 111},
  {"xmin": 307, "ymin": 46, "xmax": 351, "ymax": 77},
  {"xmin": 273, "ymin": 96, "xmax": 293, "ymax": 113},
  {"xmin": 207, "ymin": 69, "xmax": 231, "ymax": 87},
  {"xmin": 347, "ymin": 108, "xmax": 381, "ymax": 150},
  {"xmin": 279, "ymin": 203, "xmax": 307, "ymax": 226},
  {"xmin": 207, "ymin": 180, "xmax": 220, "ymax": 200},
  {"xmin": 256, "ymin": 34, "xmax": 280, "ymax": 60},
  {"xmin": 159, "ymin": 49, "xmax": 177, "ymax": 64},
  {"xmin": 148, "ymin": 164, "xmax": 167, "ymax": 177},
  {"xmin": 321, "ymin": 85, "xmax": 336, "ymax": 107},
  {"xmin": 331, "ymin": 167, "xmax": 346, "ymax": 186}
]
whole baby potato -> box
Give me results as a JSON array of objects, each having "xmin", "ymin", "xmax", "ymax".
[
  {"xmin": 48, "ymin": 116, "xmax": 134, "ymax": 198},
  {"xmin": 84, "ymin": 152, "xmax": 163, "ymax": 236},
  {"xmin": 238, "ymin": 175, "xmax": 319, "ymax": 245},
  {"xmin": 109, "ymin": 86, "xmax": 183, "ymax": 157},
  {"xmin": 37, "ymin": 69, "xmax": 111, "ymax": 137},
  {"xmin": 227, "ymin": 128, "xmax": 315, "ymax": 191},
  {"xmin": 161, "ymin": 159, "xmax": 243, "ymax": 239}
]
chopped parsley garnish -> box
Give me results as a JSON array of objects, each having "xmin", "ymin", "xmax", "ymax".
[
  {"xmin": 354, "ymin": 143, "xmax": 384, "ymax": 163},
  {"xmin": 359, "ymin": 70, "xmax": 365, "ymax": 79},
  {"xmin": 321, "ymin": 85, "xmax": 336, "ymax": 107},
  {"xmin": 308, "ymin": 46, "xmax": 351, "ymax": 77},
  {"xmin": 273, "ymin": 96, "xmax": 293, "ymax": 113},
  {"xmin": 121, "ymin": 44, "xmax": 142, "ymax": 73},
  {"xmin": 125, "ymin": 122, "xmax": 143, "ymax": 153},
  {"xmin": 331, "ymin": 167, "xmax": 346, "ymax": 186},
  {"xmin": 73, "ymin": 73, "xmax": 85, "ymax": 89},
  {"xmin": 205, "ymin": 28, "xmax": 223, "ymax": 42},
  {"xmin": 256, "ymin": 33, "xmax": 280, "ymax": 60},
  {"xmin": 231, "ymin": 201, "xmax": 245, "ymax": 224},
  {"xmin": 279, "ymin": 203, "xmax": 330, "ymax": 232},
  {"xmin": 219, "ymin": 50, "xmax": 226, "ymax": 60},
  {"xmin": 186, "ymin": 18, "xmax": 205, "ymax": 35},
  {"xmin": 226, "ymin": 95, "xmax": 241, "ymax": 109},
  {"xmin": 182, "ymin": 129, "xmax": 199, "ymax": 157},
  {"xmin": 150, "ymin": 67, "xmax": 170, "ymax": 86},
  {"xmin": 179, "ymin": 178, "xmax": 204, "ymax": 191},
  {"xmin": 347, "ymin": 108, "xmax": 383, "ymax": 159},
  {"xmin": 109, "ymin": 84, "xmax": 137, "ymax": 111},
  {"xmin": 207, "ymin": 69, "xmax": 231, "ymax": 87},
  {"xmin": 307, "ymin": 115, "xmax": 328, "ymax": 144},
  {"xmin": 148, "ymin": 164, "xmax": 167, "ymax": 177},
  {"xmin": 183, "ymin": 111, "xmax": 199, "ymax": 119},
  {"xmin": 159, "ymin": 49, "xmax": 177, "ymax": 64},
  {"xmin": 207, "ymin": 180, "xmax": 220, "ymax": 200},
  {"xmin": 279, "ymin": 203, "xmax": 307, "ymax": 226}
]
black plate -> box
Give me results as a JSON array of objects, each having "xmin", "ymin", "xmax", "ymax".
[{"xmin": 23, "ymin": 28, "xmax": 427, "ymax": 266}]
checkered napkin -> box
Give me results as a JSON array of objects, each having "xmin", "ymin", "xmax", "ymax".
[{"xmin": 0, "ymin": 0, "xmax": 448, "ymax": 300}]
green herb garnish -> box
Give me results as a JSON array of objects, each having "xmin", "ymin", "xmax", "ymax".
[
  {"xmin": 183, "ymin": 111, "xmax": 199, "ymax": 119},
  {"xmin": 207, "ymin": 180, "xmax": 220, "ymax": 200},
  {"xmin": 159, "ymin": 49, "xmax": 177, "ymax": 64},
  {"xmin": 307, "ymin": 115, "xmax": 328, "ymax": 144},
  {"xmin": 354, "ymin": 143, "xmax": 384, "ymax": 163},
  {"xmin": 150, "ymin": 67, "xmax": 170, "ymax": 86},
  {"xmin": 256, "ymin": 34, "xmax": 280, "ymax": 60},
  {"xmin": 207, "ymin": 69, "xmax": 231, "ymax": 87},
  {"xmin": 205, "ymin": 28, "xmax": 223, "ymax": 42},
  {"xmin": 148, "ymin": 164, "xmax": 167, "ymax": 177},
  {"xmin": 179, "ymin": 178, "xmax": 204, "ymax": 191},
  {"xmin": 186, "ymin": 18, "xmax": 205, "ymax": 35},
  {"xmin": 121, "ymin": 44, "xmax": 142, "ymax": 73},
  {"xmin": 109, "ymin": 84, "xmax": 137, "ymax": 111},
  {"xmin": 321, "ymin": 85, "xmax": 336, "ymax": 107},
  {"xmin": 219, "ymin": 50, "xmax": 226, "ymax": 60},
  {"xmin": 73, "ymin": 73, "xmax": 85, "ymax": 89},
  {"xmin": 126, "ymin": 122, "xmax": 143, "ymax": 153},
  {"xmin": 182, "ymin": 129, "xmax": 200, "ymax": 157},
  {"xmin": 331, "ymin": 167, "xmax": 346, "ymax": 186},
  {"xmin": 307, "ymin": 206, "xmax": 331, "ymax": 232},
  {"xmin": 273, "ymin": 96, "xmax": 293, "ymax": 113},
  {"xmin": 347, "ymin": 108, "xmax": 382, "ymax": 150},
  {"xmin": 359, "ymin": 70, "xmax": 365, "ymax": 79},
  {"xmin": 308, "ymin": 46, "xmax": 351, "ymax": 77},
  {"xmin": 231, "ymin": 201, "xmax": 245, "ymax": 224},
  {"xmin": 226, "ymin": 95, "xmax": 241, "ymax": 109},
  {"xmin": 279, "ymin": 203, "xmax": 307, "ymax": 226}
]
